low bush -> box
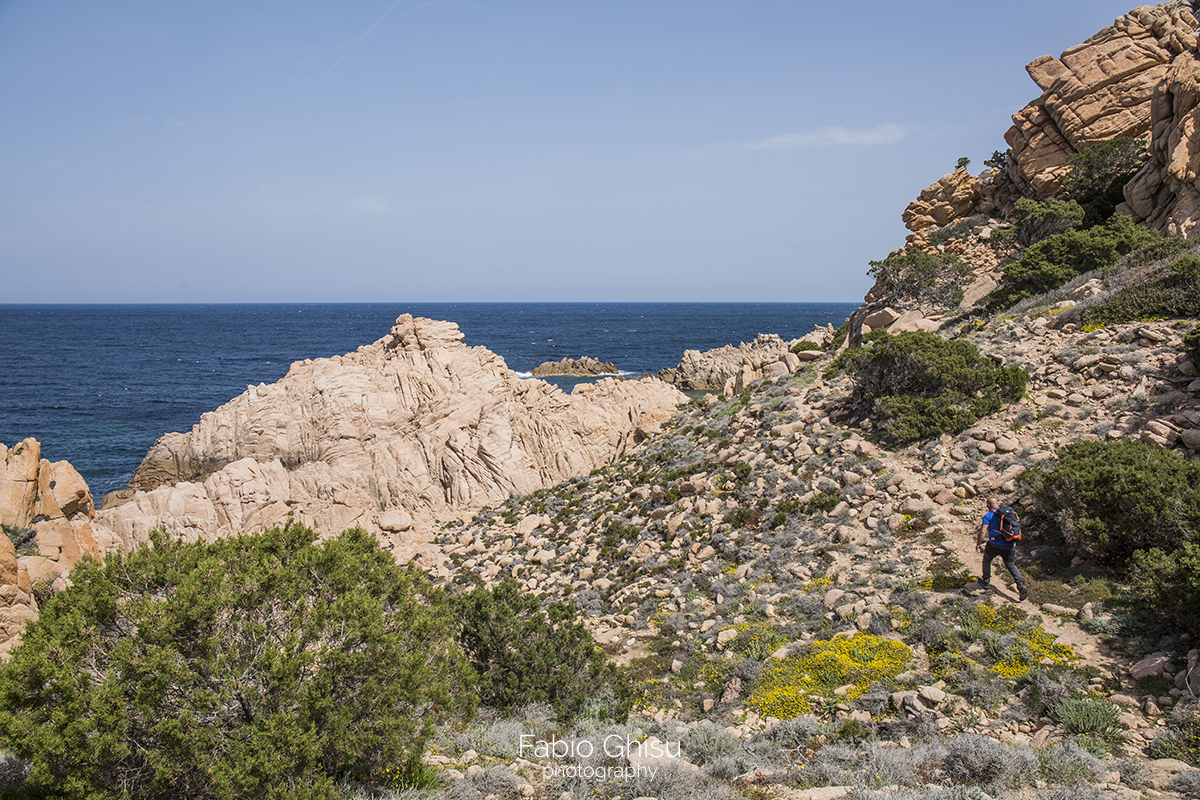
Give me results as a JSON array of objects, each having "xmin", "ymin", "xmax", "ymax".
[
  {"xmin": 841, "ymin": 331, "xmax": 1027, "ymax": 444},
  {"xmin": 0, "ymin": 523, "xmax": 473, "ymax": 800},
  {"xmin": 1026, "ymin": 439, "xmax": 1200, "ymax": 564},
  {"xmin": 942, "ymin": 733, "xmax": 1026, "ymax": 787},
  {"xmin": 1130, "ymin": 542, "xmax": 1200, "ymax": 636},
  {"xmin": 1077, "ymin": 254, "xmax": 1200, "ymax": 327},
  {"xmin": 927, "ymin": 214, "xmax": 992, "ymax": 247},
  {"xmin": 986, "ymin": 213, "xmax": 1159, "ymax": 313},
  {"xmin": 1026, "ymin": 440, "xmax": 1200, "ymax": 633},
  {"xmin": 453, "ymin": 579, "xmax": 634, "ymax": 722},
  {"xmin": 791, "ymin": 340, "xmax": 821, "ymax": 352},
  {"xmin": 1051, "ymin": 696, "xmax": 1120, "ymax": 737},
  {"xmin": 748, "ymin": 632, "xmax": 912, "ymax": 719}
]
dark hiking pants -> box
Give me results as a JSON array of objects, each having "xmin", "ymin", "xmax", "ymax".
[{"xmin": 981, "ymin": 543, "xmax": 1025, "ymax": 589}]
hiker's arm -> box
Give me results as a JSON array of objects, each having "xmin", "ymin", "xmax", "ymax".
[{"xmin": 976, "ymin": 522, "xmax": 988, "ymax": 551}]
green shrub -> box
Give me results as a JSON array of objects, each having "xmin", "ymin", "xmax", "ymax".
[
  {"xmin": 1186, "ymin": 325, "xmax": 1200, "ymax": 364},
  {"xmin": 452, "ymin": 579, "xmax": 633, "ymax": 722},
  {"xmin": 842, "ymin": 331, "xmax": 1027, "ymax": 444},
  {"xmin": 791, "ymin": 340, "xmax": 821, "ymax": 353},
  {"xmin": 0, "ymin": 523, "xmax": 472, "ymax": 800},
  {"xmin": 1060, "ymin": 137, "xmax": 1149, "ymax": 227},
  {"xmin": 807, "ymin": 491, "xmax": 841, "ymax": 513},
  {"xmin": 1173, "ymin": 254, "xmax": 1200, "ymax": 277},
  {"xmin": 928, "ymin": 214, "xmax": 992, "ymax": 247},
  {"xmin": 1131, "ymin": 543, "xmax": 1200, "ymax": 635},
  {"xmin": 1026, "ymin": 440, "xmax": 1200, "ymax": 564},
  {"xmin": 1026, "ymin": 440, "xmax": 1200, "ymax": 634},
  {"xmin": 984, "ymin": 149, "xmax": 1010, "ymax": 170},
  {"xmin": 986, "ymin": 213, "xmax": 1159, "ymax": 312},
  {"xmin": 1009, "ymin": 197, "xmax": 1084, "ymax": 246},
  {"xmin": 1, "ymin": 525, "xmax": 36, "ymax": 557},
  {"xmin": 867, "ymin": 250, "xmax": 972, "ymax": 311},
  {"xmin": 1052, "ymin": 696, "xmax": 1120, "ymax": 737},
  {"xmin": 1146, "ymin": 702, "xmax": 1200, "ymax": 766}
]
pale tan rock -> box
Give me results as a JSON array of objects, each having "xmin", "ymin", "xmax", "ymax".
[
  {"xmin": 1003, "ymin": 3, "xmax": 1195, "ymax": 202},
  {"xmin": 0, "ymin": 537, "xmax": 17, "ymax": 588},
  {"xmin": 18, "ymin": 556, "xmax": 64, "ymax": 590},
  {"xmin": 902, "ymin": 169, "xmax": 981, "ymax": 233},
  {"xmin": 96, "ymin": 316, "xmax": 684, "ymax": 550},
  {"xmin": 659, "ymin": 333, "xmax": 798, "ymax": 391},
  {"xmin": 49, "ymin": 461, "xmax": 93, "ymax": 519},
  {"xmin": 863, "ymin": 307, "xmax": 899, "ymax": 329},
  {"xmin": 379, "ymin": 509, "xmax": 413, "ymax": 532},
  {"xmin": 0, "ymin": 438, "xmax": 41, "ymax": 529}
]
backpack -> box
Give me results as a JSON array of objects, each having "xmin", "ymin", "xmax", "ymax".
[{"xmin": 996, "ymin": 505, "xmax": 1021, "ymax": 542}]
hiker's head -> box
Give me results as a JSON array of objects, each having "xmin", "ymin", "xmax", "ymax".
[{"xmin": 986, "ymin": 497, "xmax": 999, "ymax": 511}]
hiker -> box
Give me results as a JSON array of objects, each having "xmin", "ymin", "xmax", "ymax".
[{"xmin": 975, "ymin": 497, "xmax": 1028, "ymax": 601}]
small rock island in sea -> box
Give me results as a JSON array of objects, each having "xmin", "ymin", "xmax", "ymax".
[{"xmin": 530, "ymin": 356, "xmax": 619, "ymax": 376}]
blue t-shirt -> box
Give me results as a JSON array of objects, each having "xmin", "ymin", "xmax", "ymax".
[{"xmin": 982, "ymin": 510, "xmax": 1014, "ymax": 548}]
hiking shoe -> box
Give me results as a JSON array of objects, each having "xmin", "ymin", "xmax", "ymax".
[
  {"xmin": 970, "ymin": 579, "xmax": 990, "ymax": 594},
  {"xmin": 1018, "ymin": 584, "xmax": 1028, "ymax": 602}
]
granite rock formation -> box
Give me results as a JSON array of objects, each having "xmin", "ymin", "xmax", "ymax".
[
  {"xmin": 93, "ymin": 315, "xmax": 685, "ymax": 561},
  {"xmin": 1003, "ymin": 2, "xmax": 1196, "ymax": 201},
  {"xmin": 657, "ymin": 327, "xmax": 833, "ymax": 394},
  {"xmin": 902, "ymin": 2, "xmax": 1200, "ymax": 241},
  {"xmin": 0, "ymin": 438, "xmax": 102, "ymax": 653},
  {"xmin": 530, "ymin": 357, "xmax": 619, "ymax": 376}
]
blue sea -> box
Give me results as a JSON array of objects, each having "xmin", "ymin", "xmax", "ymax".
[{"xmin": 0, "ymin": 303, "xmax": 856, "ymax": 499}]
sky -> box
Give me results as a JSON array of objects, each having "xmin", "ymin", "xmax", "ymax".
[{"xmin": 0, "ymin": 0, "xmax": 1148, "ymax": 303}]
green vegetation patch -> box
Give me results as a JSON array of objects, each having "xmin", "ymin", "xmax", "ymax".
[
  {"xmin": 986, "ymin": 212, "xmax": 1159, "ymax": 313},
  {"xmin": 1078, "ymin": 251, "xmax": 1200, "ymax": 328},
  {"xmin": 867, "ymin": 250, "xmax": 972, "ymax": 311},
  {"xmin": 1026, "ymin": 439, "xmax": 1200, "ymax": 633},
  {"xmin": 0, "ymin": 523, "xmax": 474, "ymax": 800},
  {"xmin": 748, "ymin": 632, "xmax": 912, "ymax": 720},
  {"xmin": 841, "ymin": 330, "xmax": 1027, "ymax": 445},
  {"xmin": 453, "ymin": 579, "xmax": 634, "ymax": 723}
]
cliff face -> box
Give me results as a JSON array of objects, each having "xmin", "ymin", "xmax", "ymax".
[
  {"xmin": 93, "ymin": 315, "xmax": 685, "ymax": 562},
  {"xmin": 903, "ymin": 1, "xmax": 1200, "ymax": 242}
]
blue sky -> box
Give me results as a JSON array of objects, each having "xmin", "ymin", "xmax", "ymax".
[{"xmin": 0, "ymin": 1, "xmax": 1143, "ymax": 302}]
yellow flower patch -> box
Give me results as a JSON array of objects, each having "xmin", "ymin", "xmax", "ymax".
[{"xmin": 747, "ymin": 632, "xmax": 913, "ymax": 720}]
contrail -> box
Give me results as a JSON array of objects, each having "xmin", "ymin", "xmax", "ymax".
[{"xmin": 319, "ymin": 0, "xmax": 442, "ymax": 81}]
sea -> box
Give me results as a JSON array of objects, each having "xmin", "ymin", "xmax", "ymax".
[{"xmin": 0, "ymin": 302, "xmax": 857, "ymax": 499}]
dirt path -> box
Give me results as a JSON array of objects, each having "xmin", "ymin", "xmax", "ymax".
[{"xmin": 941, "ymin": 513, "xmax": 1127, "ymax": 682}]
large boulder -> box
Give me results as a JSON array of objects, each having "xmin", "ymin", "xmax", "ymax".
[
  {"xmin": 95, "ymin": 315, "xmax": 685, "ymax": 558},
  {"xmin": 530, "ymin": 356, "xmax": 619, "ymax": 376}
]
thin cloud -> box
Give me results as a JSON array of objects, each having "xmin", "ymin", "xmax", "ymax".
[{"xmin": 746, "ymin": 124, "xmax": 907, "ymax": 150}]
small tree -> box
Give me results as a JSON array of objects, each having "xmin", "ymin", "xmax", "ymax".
[
  {"xmin": 867, "ymin": 250, "xmax": 972, "ymax": 312},
  {"xmin": 956, "ymin": 157, "xmax": 971, "ymax": 171},
  {"xmin": 984, "ymin": 149, "xmax": 1010, "ymax": 170},
  {"xmin": 0, "ymin": 523, "xmax": 474, "ymax": 800}
]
